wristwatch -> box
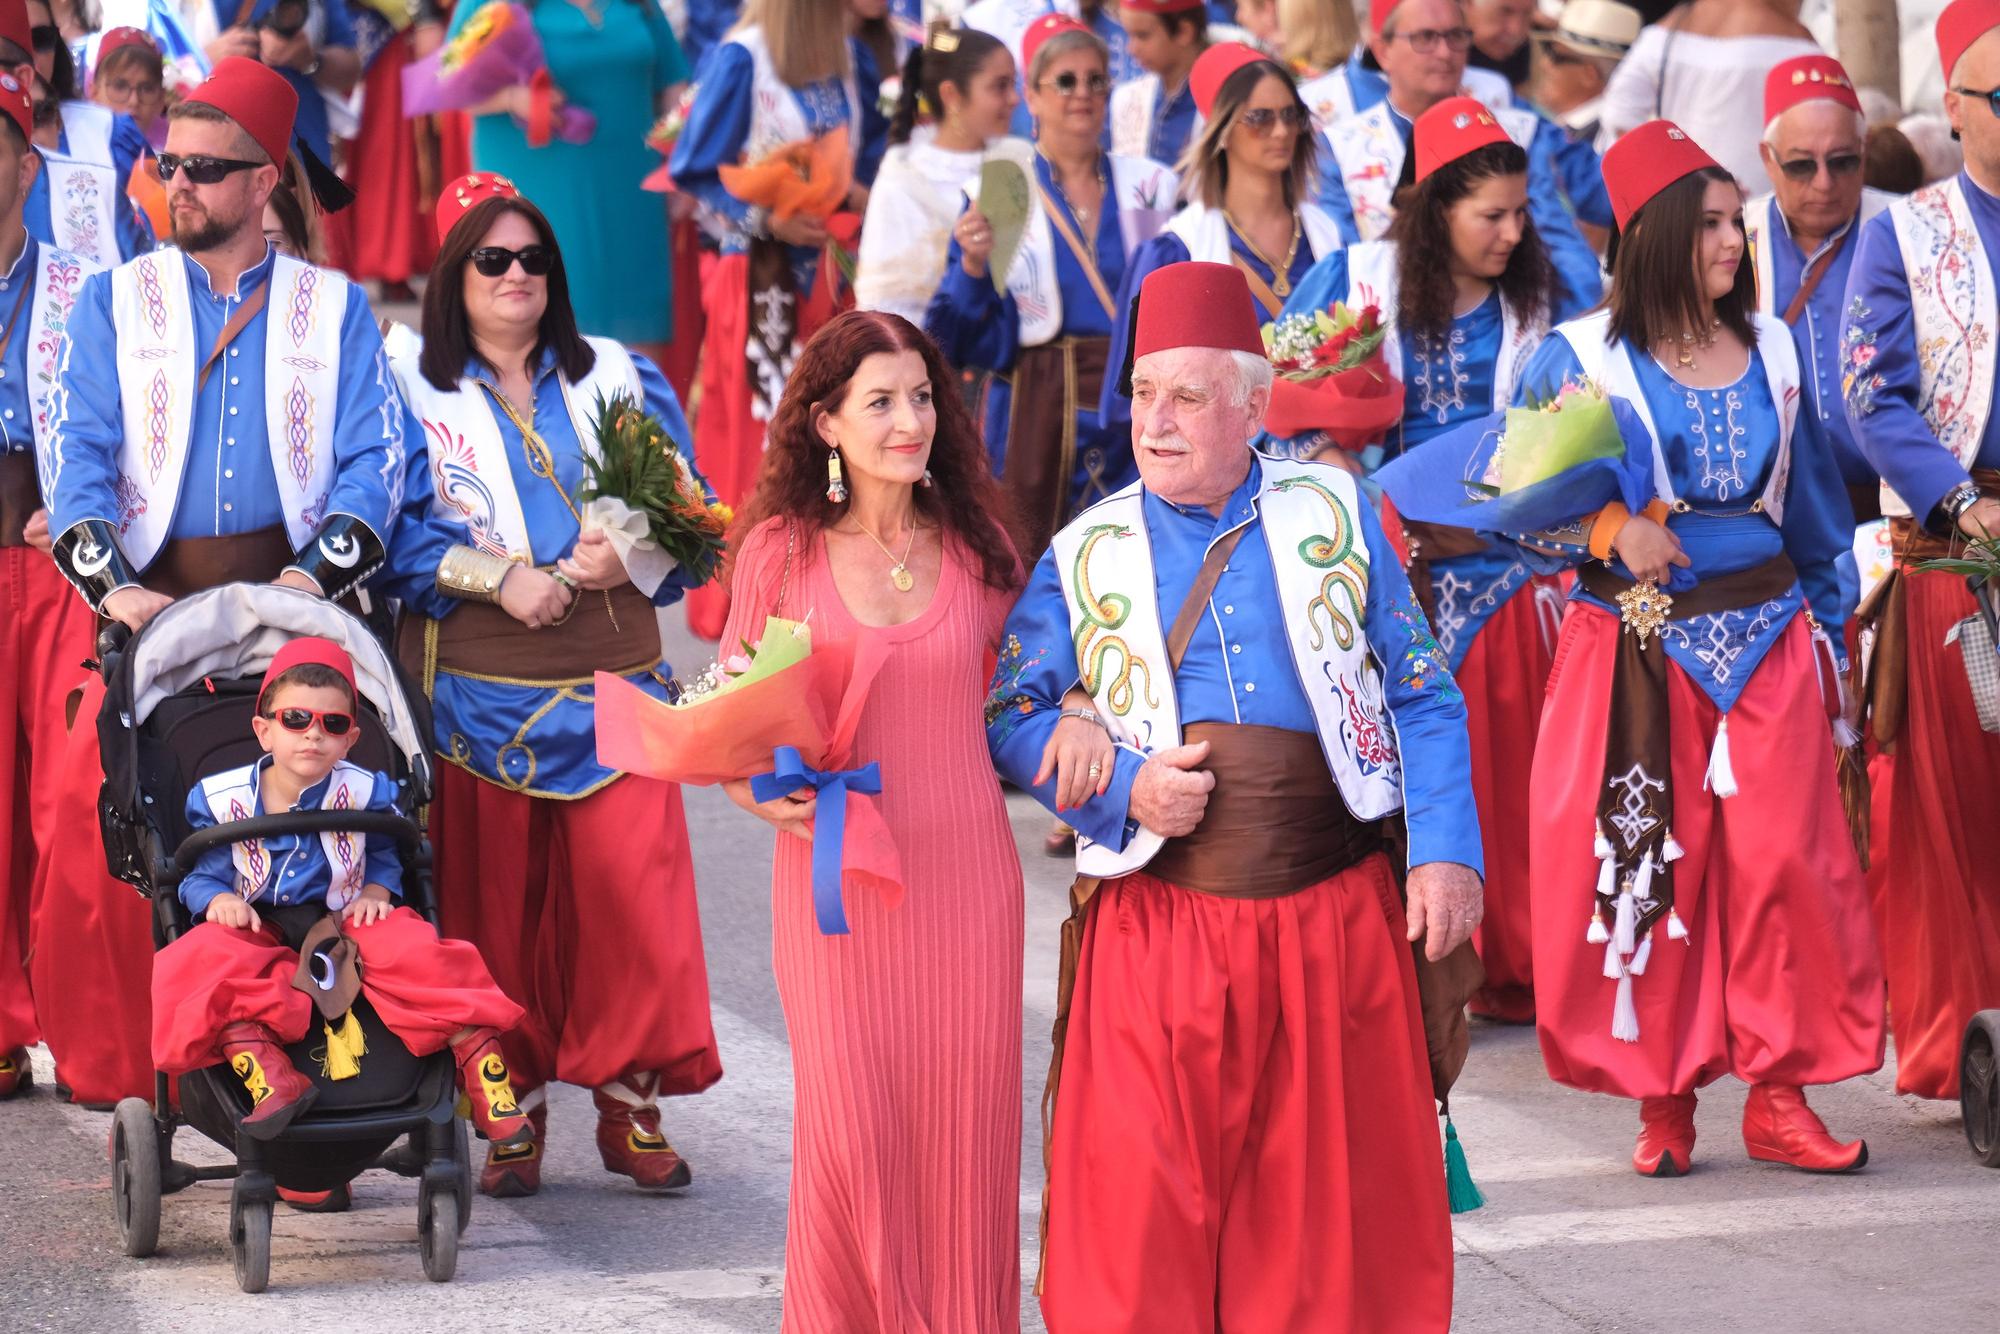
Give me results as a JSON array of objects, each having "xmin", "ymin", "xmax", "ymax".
[{"xmin": 1929, "ymin": 479, "xmax": 1984, "ymax": 538}]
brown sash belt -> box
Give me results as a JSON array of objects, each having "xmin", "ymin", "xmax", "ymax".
[
  {"xmin": 0, "ymin": 451, "xmax": 38, "ymax": 548},
  {"xmin": 144, "ymin": 525, "xmax": 297, "ymax": 597},
  {"xmin": 397, "ymin": 579, "xmax": 661, "ymax": 691},
  {"xmin": 1399, "ymin": 517, "xmax": 1493, "ymax": 626},
  {"xmin": 999, "ymin": 335, "xmax": 1110, "ymax": 567}
]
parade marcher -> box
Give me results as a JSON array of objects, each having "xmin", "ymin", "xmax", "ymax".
[
  {"xmin": 1840, "ymin": 0, "xmax": 2000, "ymax": 1102},
  {"xmin": 88, "ymin": 26, "xmax": 167, "ymax": 240},
  {"xmin": 1467, "ymin": 0, "xmax": 1537, "ymax": 92},
  {"xmin": 1531, "ymin": 0, "xmax": 1640, "ymax": 149},
  {"xmin": 384, "ymin": 174, "xmax": 722, "ymax": 1195},
  {"xmin": 722, "ymin": 308, "xmax": 1108, "ymax": 1333},
  {"xmin": 1277, "ymin": 0, "xmax": 1360, "ymax": 85},
  {"xmin": 1317, "ymin": 0, "xmax": 1605, "ymax": 309},
  {"xmin": 1745, "ymin": 54, "xmax": 1890, "ymax": 516},
  {"xmin": 1280, "ymin": 95, "xmax": 1589, "ymax": 1022},
  {"xmin": 1522, "ymin": 121, "xmax": 1882, "ymax": 1176},
  {"xmin": 991, "ymin": 259, "xmax": 1481, "ymax": 1330},
  {"xmin": 1101, "ymin": 44, "xmax": 1343, "ymax": 430},
  {"xmin": 184, "ymin": 0, "xmax": 361, "ymax": 171},
  {"xmin": 961, "ymin": 0, "xmax": 1139, "ymax": 139},
  {"xmin": 0, "ymin": 64, "xmax": 96, "ymax": 1101},
  {"xmin": 670, "ymin": 0, "xmax": 886, "ymax": 639},
  {"xmin": 926, "ymin": 14, "xmax": 1174, "ymax": 564},
  {"xmin": 4, "ymin": 0, "xmax": 154, "ymax": 267},
  {"xmin": 855, "ymin": 26, "xmax": 1015, "ymax": 326},
  {"xmin": 33, "ymin": 57, "xmax": 405, "ymax": 1105},
  {"xmin": 1109, "ymin": 0, "xmax": 1206, "ymax": 165}
]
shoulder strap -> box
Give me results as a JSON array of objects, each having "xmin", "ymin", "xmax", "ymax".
[
  {"xmin": 1035, "ymin": 181, "xmax": 1117, "ymax": 321},
  {"xmin": 1782, "ymin": 225, "xmax": 1852, "ymax": 326},
  {"xmin": 199, "ymin": 275, "xmax": 270, "ymax": 392},
  {"xmin": 1166, "ymin": 525, "xmax": 1249, "ymax": 671},
  {"xmin": 1231, "ymin": 256, "xmax": 1284, "ymax": 318}
]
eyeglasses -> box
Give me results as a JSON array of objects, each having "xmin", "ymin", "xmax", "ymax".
[
  {"xmin": 29, "ymin": 24, "xmax": 59, "ymax": 54},
  {"xmin": 468, "ymin": 244, "xmax": 555, "ymax": 278},
  {"xmin": 157, "ymin": 152, "xmax": 263, "ymax": 185},
  {"xmin": 100, "ymin": 76, "xmax": 164, "ymax": 100},
  {"xmin": 1775, "ymin": 152, "xmax": 1862, "ymax": 183},
  {"xmin": 1039, "ymin": 71, "xmax": 1109, "ymax": 98},
  {"xmin": 269, "ymin": 707, "xmax": 355, "ymax": 736},
  {"xmin": 1955, "ymin": 85, "xmax": 2000, "ymax": 119},
  {"xmin": 1389, "ymin": 26, "xmax": 1474, "ymax": 55},
  {"xmin": 1237, "ymin": 105, "xmax": 1309, "ymax": 135}
]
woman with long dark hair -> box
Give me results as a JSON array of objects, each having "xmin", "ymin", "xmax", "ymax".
[
  {"xmin": 721, "ymin": 309, "xmax": 1109, "ymax": 1330},
  {"xmin": 1277, "ymin": 96, "xmax": 1586, "ymax": 1022},
  {"xmin": 383, "ymin": 176, "xmax": 722, "ymax": 1199},
  {"xmin": 1518, "ymin": 122, "xmax": 1882, "ymax": 1178}
]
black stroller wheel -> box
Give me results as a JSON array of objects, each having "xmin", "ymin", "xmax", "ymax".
[
  {"xmin": 231, "ymin": 1193, "xmax": 273, "ymax": 1293},
  {"xmin": 450, "ymin": 1117, "xmax": 473, "ymax": 1236},
  {"xmin": 1962, "ymin": 1011, "xmax": 2000, "ymax": 1167},
  {"xmin": 111, "ymin": 1098, "xmax": 162, "ymax": 1258},
  {"xmin": 418, "ymin": 1185, "xmax": 460, "ymax": 1282}
]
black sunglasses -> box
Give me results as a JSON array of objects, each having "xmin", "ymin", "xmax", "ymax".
[
  {"xmin": 1039, "ymin": 70, "xmax": 1109, "ymax": 98},
  {"xmin": 157, "ymin": 152, "xmax": 263, "ymax": 185},
  {"xmin": 269, "ymin": 707, "xmax": 355, "ymax": 736},
  {"xmin": 1957, "ymin": 85, "xmax": 2000, "ymax": 119},
  {"xmin": 1238, "ymin": 105, "xmax": 1309, "ymax": 134},
  {"xmin": 468, "ymin": 244, "xmax": 555, "ymax": 278},
  {"xmin": 1775, "ymin": 152, "xmax": 1863, "ymax": 183}
]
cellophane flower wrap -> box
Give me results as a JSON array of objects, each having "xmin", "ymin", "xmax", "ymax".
[
  {"xmin": 577, "ymin": 391, "xmax": 729, "ymax": 593},
  {"xmin": 593, "ymin": 618, "xmax": 904, "ymax": 935},
  {"xmin": 1260, "ymin": 301, "xmax": 1406, "ymax": 448},
  {"xmin": 640, "ymin": 88, "xmax": 694, "ymax": 193},
  {"xmin": 719, "ymin": 125, "xmax": 854, "ymax": 222},
  {"xmin": 401, "ymin": 2, "xmax": 596, "ymax": 146}
]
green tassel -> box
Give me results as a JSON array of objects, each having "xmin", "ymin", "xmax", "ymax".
[{"xmin": 1444, "ymin": 1116, "xmax": 1485, "ymax": 1214}]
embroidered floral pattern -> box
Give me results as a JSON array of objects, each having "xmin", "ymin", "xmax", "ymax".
[
  {"xmin": 32, "ymin": 252, "xmax": 82, "ymax": 441},
  {"xmin": 112, "ymin": 472, "xmax": 146, "ymax": 533},
  {"xmin": 983, "ymin": 634, "xmax": 1049, "ymax": 745},
  {"xmin": 1684, "ymin": 385, "xmax": 1749, "ymax": 501},
  {"xmin": 1333, "ymin": 665, "xmax": 1398, "ymax": 773},
  {"xmin": 1411, "ymin": 327, "xmax": 1470, "ymax": 425},
  {"xmin": 1389, "ymin": 604, "xmax": 1461, "ymax": 704},
  {"xmin": 56, "ymin": 165, "xmax": 103, "ymax": 266},
  {"xmin": 1841, "ymin": 295, "xmax": 1887, "ymax": 418}
]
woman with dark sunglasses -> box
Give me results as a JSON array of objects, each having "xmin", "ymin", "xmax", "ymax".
[{"xmin": 380, "ymin": 175, "xmax": 723, "ymax": 1201}]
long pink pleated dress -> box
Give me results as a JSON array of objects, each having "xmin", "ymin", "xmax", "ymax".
[{"xmin": 722, "ymin": 517, "xmax": 1025, "ymax": 1333}]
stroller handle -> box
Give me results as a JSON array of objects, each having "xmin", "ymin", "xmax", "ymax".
[{"xmin": 173, "ymin": 810, "xmax": 425, "ymax": 874}]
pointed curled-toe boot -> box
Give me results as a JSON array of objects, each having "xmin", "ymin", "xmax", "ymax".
[
  {"xmin": 221, "ymin": 1022, "xmax": 318, "ymax": 1140},
  {"xmin": 452, "ymin": 1029, "xmax": 533, "ymax": 1146},
  {"xmin": 0, "ymin": 1046, "xmax": 31, "ymax": 1099},
  {"xmin": 594, "ymin": 1079, "xmax": 692, "ymax": 1191},
  {"xmin": 479, "ymin": 1101, "xmax": 545, "ymax": 1199},
  {"xmin": 1742, "ymin": 1083, "xmax": 1868, "ymax": 1173},
  {"xmin": 1633, "ymin": 1092, "xmax": 1698, "ymax": 1178}
]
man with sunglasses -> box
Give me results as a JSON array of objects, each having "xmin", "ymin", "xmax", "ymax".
[
  {"xmin": 28, "ymin": 56, "xmax": 405, "ymax": 1107},
  {"xmin": 1745, "ymin": 55, "xmax": 1888, "ymax": 512},
  {"xmin": 1842, "ymin": 0, "xmax": 2000, "ymax": 1109}
]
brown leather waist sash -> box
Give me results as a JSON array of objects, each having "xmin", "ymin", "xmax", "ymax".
[
  {"xmin": 0, "ymin": 451, "xmax": 37, "ymax": 547},
  {"xmin": 1577, "ymin": 552, "xmax": 1798, "ymax": 621},
  {"xmin": 1000, "ymin": 335, "xmax": 1110, "ymax": 565},
  {"xmin": 398, "ymin": 579, "xmax": 661, "ymax": 690},
  {"xmin": 145, "ymin": 525, "xmax": 296, "ymax": 597},
  {"xmin": 1144, "ymin": 721, "xmax": 1384, "ymax": 898},
  {"xmin": 1888, "ymin": 468, "xmax": 2000, "ymax": 564}
]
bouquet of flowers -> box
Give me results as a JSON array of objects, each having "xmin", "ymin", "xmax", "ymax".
[
  {"xmin": 594, "ymin": 617, "xmax": 905, "ymax": 935},
  {"xmin": 401, "ymin": 3, "xmax": 596, "ymax": 146},
  {"xmin": 1260, "ymin": 301, "xmax": 1405, "ymax": 448},
  {"xmin": 1475, "ymin": 378, "xmax": 1626, "ymax": 495},
  {"xmin": 577, "ymin": 392, "xmax": 730, "ymax": 593},
  {"xmin": 718, "ymin": 125, "xmax": 854, "ymax": 222},
  {"xmin": 640, "ymin": 88, "xmax": 694, "ymax": 194}
]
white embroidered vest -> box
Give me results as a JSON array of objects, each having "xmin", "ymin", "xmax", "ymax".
[
  {"xmin": 1004, "ymin": 152, "xmax": 1177, "ymax": 347},
  {"xmin": 1109, "ymin": 74, "xmax": 1157, "ymax": 159},
  {"xmin": 1298, "ymin": 65, "xmax": 1359, "ymax": 133},
  {"xmin": 1743, "ymin": 188, "xmax": 1891, "ymax": 321},
  {"xmin": 1164, "ymin": 199, "xmax": 1345, "ymax": 270},
  {"xmin": 200, "ymin": 760, "xmax": 378, "ymax": 911},
  {"xmin": 109, "ymin": 250, "xmax": 347, "ymax": 568},
  {"xmin": 1340, "ymin": 240, "xmax": 1542, "ymax": 412},
  {"xmin": 42, "ymin": 103, "xmax": 120, "ymax": 269},
  {"xmin": 727, "ymin": 27, "xmax": 862, "ymax": 165},
  {"xmin": 393, "ymin": 336, "xmax": 640, "ymax": 564},
  {"xmin": 22, "ymin": 243, "xmax": 96, "ymax": 484},
  {"xmin": 1326, "ymin": 99, "xmax": 1538, "ymax": 243},
  {"xmin": 1884, "ymin": 176, "xmax": 1996, "ymax": 518},
  {"xmin": 1557, "ymin": 309, "xmax": 1800, "ymax": 524},
  {"xmin": 1049, "ymin": 456, "xmax": 1404, "ymax": 878}
]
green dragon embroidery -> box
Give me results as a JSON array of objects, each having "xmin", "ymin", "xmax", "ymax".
[
  {"xmin": 1071, "ymin": 523, "xmax": 1159, "ymax": 717},
  {"xmin": 1273, "ymin": 476, "xmax": 1370, "ymax": 652}
]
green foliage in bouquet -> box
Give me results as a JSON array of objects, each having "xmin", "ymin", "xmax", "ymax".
[{"xmin": 579, "ymin": 390, "xmax": 732, "ymax": 583}]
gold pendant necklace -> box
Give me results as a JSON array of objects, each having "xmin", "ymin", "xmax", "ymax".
[
  {"xmin": 1674, "ymin": 318, "xmax": 1723, "ymax": 369},
  {"xmin": 1225, "ymin": 209, "xmax": 1303, "ymax": 297},
  {"xmin": 849, "ymin": 515, "xmax": 919, "ymax": 593}
]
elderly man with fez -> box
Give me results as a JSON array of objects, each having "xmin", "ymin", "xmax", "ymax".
[
  {"xmin": 987, "ymin": 260, "xmax": 1484, "ymax": 1332},
  {"xmin": 32, "ymin": 57, "xmax": 404, "ymax": 1105},
  {"xmin": 1745, "ymin": 54, "xmax": 1891, "ymax": 518},
  {"xmin": 1842, "ymin": 0, "xmax": 2000, "ymax": 1103}
]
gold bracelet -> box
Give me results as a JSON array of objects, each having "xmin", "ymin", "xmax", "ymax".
[{"xmin": 437, "ymin": 544, "xmax": 516, "ymax": 604}]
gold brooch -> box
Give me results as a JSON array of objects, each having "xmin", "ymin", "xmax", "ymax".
[{"xmin": 1616, "ymin": 579, "xmax": 1673, "ymax": 645}]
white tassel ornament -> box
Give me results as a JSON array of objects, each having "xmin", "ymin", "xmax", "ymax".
[
  {"xmin": 1587, "ymin": 912, "xmax": 1610, "ymax": 945},
  {"xmin": 1611, "ymin": 971, "xmax": 1640, "ymax": 1042},
  {"xmin": 1703, "ymin": 716, "xmax": 1739, "ymax": 797},
  {"xmin": 1667, "ymin": 908, "xmax": 1689, "ymax": 941}
]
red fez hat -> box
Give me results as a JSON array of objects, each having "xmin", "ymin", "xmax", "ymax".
[
  {"xmin": 1939, "ymin": 0, "xmax": 2000, "ymax": 81},
  {"xmin": 1763, "ymin": 54, "xmax": 1861, "ymax": 125},
  {"xmin": 1021, "ymin": 13, "xmax": 1089, "ymax": 73},
  {"xmin": 1414, "ymin": 96, "xmax": 1511, "ymax": 181},
  {"xmin": 434, "ymin": 171, "xmax": 522, "ymax": 245},
  {"xmin": 1190, "ymin": 42, "xmax": 1269, "ymax": 117},
  {"xmin": 1371, "ymin": 0, "xmax": 1401, "ymax": 36},
  {"xmin": 95, "ymin": 26, "xmax": 158, "ymax": 73},
  {"xmin": 258, "ymin": 636, "xmax": 358, "ymax": 712},
  {"xmin": 1133, "ymin": 262, "xmax": 1265, "ymax": 363},
  {"xmin": 1601, "ymin": 120, "xmax": 1720, "ymax": 231},
  {"xmin": 0, "ymin": 69, "xmax": 28, "ymax": 145},
  {"xmin": 0, "ymin": 0, "xmax": 28, "ymax": 63},
  {"xmin": 184, "ymin": 57, "xmax": 298, "ymax": 168},
  {"xmin": 1119, "ymin": 0, "xmax": 1205, "ymax": 11}
]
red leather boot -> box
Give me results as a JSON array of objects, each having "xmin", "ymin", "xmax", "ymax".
[
  {"xmin": 479, "ymin": 1101, "xmax": 546, "ymax": 1199},
  {"xmin": 451, "ymin": 1028, "xmax": 533, "ymax": 1146},
  {"xmin": 594, "ymin": 1077, "xmax": 692, "ymax": 1191},
  {"xmin": 1633, "ymin": 1092, "xmax": 1697, "ymax": 1177},
  {"xmin": 1742, "ymin": 1083, "xmax": 1868, "ymax": 1172},
  {"xmin": 0, "ymin": 1046, "xmax": 30, "ymax": 1099},
  {"xmin": 220, "ymin": 1022, "xmax": 318, "ymax": 1140}
]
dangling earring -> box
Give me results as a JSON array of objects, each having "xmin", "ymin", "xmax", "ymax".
[
  {"xmin": 826, "ymin": 448, "xmax": 848, "ymax": 503},
  {"xmin": 920, "ymin": 469, "xmax": 934, "ymax": 488}
]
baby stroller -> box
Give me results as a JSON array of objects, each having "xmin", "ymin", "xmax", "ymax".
[{"xmin": 99, "ymin": 584, "xmax": 473, "ymax": 1291}]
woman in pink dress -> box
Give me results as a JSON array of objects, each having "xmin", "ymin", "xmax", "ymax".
[{"xmin": 721, "ymin": 310, "xmax": 1112, "ymax": 1331}]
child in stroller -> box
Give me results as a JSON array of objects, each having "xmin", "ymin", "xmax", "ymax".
[{"xmin": 149, "ymin": 635, "xmax": 532, "ymax": 1148}]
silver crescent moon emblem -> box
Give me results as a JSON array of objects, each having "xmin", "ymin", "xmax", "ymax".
[
  {"xmin": 320, "ymin": 533, "xmax": 361, "ymax": 568},
  {"xmin": 72, "ymin": 538, "xmax": 113, "ymax": 577}
]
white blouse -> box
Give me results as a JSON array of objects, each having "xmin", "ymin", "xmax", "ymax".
[
  {"xmin": 1598, "ymin": 27, "xmax": 1824, "ymax": 190},
  {"xmin": 854, "ymin": 130, "xmax": 991, "ymax": 326}
]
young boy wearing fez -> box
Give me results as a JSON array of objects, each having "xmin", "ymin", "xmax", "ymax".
[{"xmin": 150, "ymin": 637, "xmax": 529, "ymax": 1144}]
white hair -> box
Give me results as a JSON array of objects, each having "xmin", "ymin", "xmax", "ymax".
[
  {"xmin": 1761, "ymin": 102, "xmax": 1868, "ymax": 149},
  {"xmin": 1900, "ymin": 113, "xmax": 1965, "ymax": 186},
  {"xmin": 1226, "ymin": 349, "xmax": 1275, "ymax": 408}
]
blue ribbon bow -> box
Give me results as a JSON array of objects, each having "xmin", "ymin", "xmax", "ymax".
[{"xmin": 749, "ymin": 746, "xmax": 883, "ymax": 935}]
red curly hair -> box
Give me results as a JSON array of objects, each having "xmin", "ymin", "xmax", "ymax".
[{"xmin": 727, "ymin": 310, "xmax": 1020, "ymax": 592}]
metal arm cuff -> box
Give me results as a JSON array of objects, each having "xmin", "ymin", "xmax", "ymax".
[
  {"xmin": 1928, "ymin": 480, "xmax": 1984, "ymax": 540},
  {"xmin": 53, "ymin": 519, "xmax": 140, "ymax": 611},
  {"xmin": 436, "ymin": 544, "xmax": 515, "ymax": 605},
  {"xmin": 284, "ymin": 514, "xmax": 386, "ymax": 603}
]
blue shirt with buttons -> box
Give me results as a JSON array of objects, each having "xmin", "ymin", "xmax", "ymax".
[
  {"xmin": 177, "ymin": 757, "xmax": 403, "ymax": 916},
  {"xmin": 1762, "ymin": 198, "xmax": 1877, "ymax": 486}
]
